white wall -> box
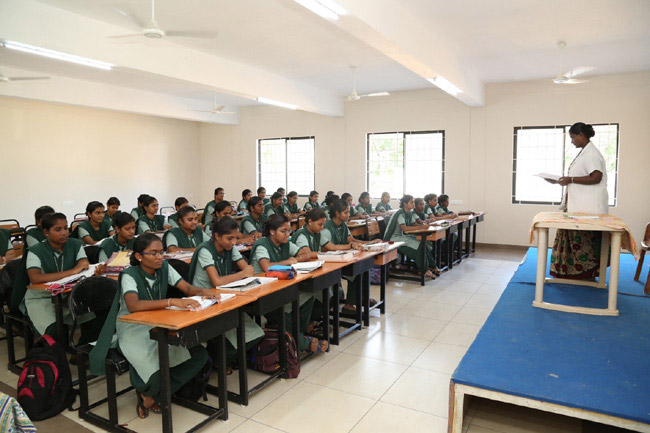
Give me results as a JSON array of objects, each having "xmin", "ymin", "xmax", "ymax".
[{"xmin": 0, "ymin": 96, "xmax": 202, "ymax": 225}]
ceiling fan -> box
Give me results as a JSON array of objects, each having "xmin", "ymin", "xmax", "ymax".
[
  {"xmin": 553, "ymin": 41, "xmax": 595, "ymax": 84},
  {"xmin": 109, "ymin": 0, "xmax": 218, "ymax": 40},
  {"xmin": 346, "ymin": 66, "xmax": 390, "ymax": 101},
  {"xmin": 190, "ymin": 93, "xmax": 235, "ymax": 114},
  {"xmin": 0, "ymin": 70, "xmax": 49, "ymax": 83}
]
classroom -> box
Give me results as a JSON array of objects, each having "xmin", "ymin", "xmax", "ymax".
[{"xmin": 1, "ymin": 1, "xmax": 650, "ymax": 432}]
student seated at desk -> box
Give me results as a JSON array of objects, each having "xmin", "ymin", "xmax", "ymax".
[
  {"xmin": 342, "ymin": 193, "xmax": 365, "ymax": 220},
  {"xmin": 240, "ymin": 197, "xmax": 266, "ymax": 239},
  {"xmin": 203, "ymin": 187, "xmax": 225, "ymax": 228},
  {"xmin": 424, "ymin": 194, "xmax": 443, "ymax": 220},
  {"xmin": 277, "ymin": 187, "xmax": 288, "ymax": 204},
  {"xmin": 26, "ymin": 206, "xmax": 55, "ymax": 249},
  {"xmin": 238, "ymin": 189, "xmax": 252, "ymax": 212},
  {"xmin": 23, "ymin": 213, "xmax": 104, "ymax": 343},
  {"xmin": 355, "ymin": 192, "xmax": 373, "ymax": 216},
  {"xmin": 90, "ymin": 233, "xmax": 215, "ymax": 419},
  {"xmin": 188, "ymin": 217, "xmax": 264, "ymax": 366},
  {"xmin": 375, "ymin": 191, "xmax": 392, "ymax": 213},
  {"xmin": 384, "ymin": 195, "xmax": 438, "ymax": 279},
  {"xmin": 321, "ymin": 191, "xmax": 334, "ymax": 207},
  {"xmin": 0, "ymin": 228, "xmax": 16, "ymax": 266},
  {"xmin": 250, "ymin": 215, "xmax": 326, "ymax": 354},
  {"xmin": 283, "ymin": 191, "xmax": 304, "ymax": 217},
  {"xmin": 103, "ymin": 197, "xmax": 120, "ymax": 227},
  {"xmin": 323, "ymin": 199, "xmax": 376, "ymax": 315},
  {"xmin": 413, "ymin": 197, "xmax": 428, "ymax": 222},
  {"xmin": 136, "ymin": 196, "xmax": 170, "ymax": 235},
  {"xmin": 320, "ymin": 194, "xmax": 339, "ymax": 220},
  {"xmin": 98, "ymin": 212, "xmax": 136, "ymax": 262},
  {"xmin": 303, "ymin": 190, "xmax": 320, "ymax": 211},
  {"xmin": 435, "ymin": 194, "xmax": 457, "ymax": 219},
  {"xmin": 131, "ymin": 194, "xmax": 150, "ymax": 220},
  {"xmin": 168, "ymin": 197, "xmax": 189, "ymax": 229},
  {"xmin": 257, "ymin": 187, "xmax": 269, "ymax": 205},
  {"xmin": 75, "ymin": 201, "xmax": 115, "ymax": 245},
  {"xmin": 164, "ymin": 206, "xmax": 209, "ymax": 252},
  {"xmin": 264, "ymin": 192, "xmax": 286, "ymax": 218}
]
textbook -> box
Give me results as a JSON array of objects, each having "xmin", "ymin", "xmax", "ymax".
[
  {"xmin": 46, "ymin": 264, "xmax": 100, "ymax": 287},
  {"xmin": 218, "ymin": 277, "xmax": 277, "ymax": 291},
  {"xmin": 317, "ymin": 250, "xmax": 359, "ymax": 262},
  {"xmin": 292, "ymin": 261, "xmax": 324, "ymax": 273},
  {"xmin": 163, "ymin": 251, "xmax": 194, "ymax": 261},
  {"xmin": 105, "ymin": 251, "xmax": 131, "ymax": 275},
  {"xmin": 168, "ymin": 293, "xmax": 236, "ymax": 311}
]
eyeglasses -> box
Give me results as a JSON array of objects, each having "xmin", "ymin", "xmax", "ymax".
[
  {"xmin": 275, "ymin": 229, "xmax": 291, "ymax": 235},
  {"xmin": 141, "ymin": 251, "xmax": 164, "ymax": 257}
]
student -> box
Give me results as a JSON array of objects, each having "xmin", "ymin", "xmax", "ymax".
[
  {"xmin": 131, "ymin": 194, "xmax": 150, "ymax": 220},
  {"xmin": 264, "ymin": 192, "xmax": 285, "ymax": 218},
  {"xmin": 89, "ymin": 233, "xmax": 215, "ymax": 419},
  {"xmin": 104, "ymin": 197, "xmax": 121, "ymax": 227},
  {"xmin": 355, "ymin": 192, "xmax": 373, "ymax": 216},
  {"xmin": 282, "ymin": 191, "xmax": 304, "ymax": 216},
  {"xmin": 303, "ymin": 190, "xmax": 320, "ymax": 211},
  {"xmin": 136, "ymin": 196, "xmax": 170, "ymax": 234},
  {"xmin": 250, "ymin": 215, "xmax": 325, "ymax": 353},
  {"xmin": 322, "ymin": 199, "xmax": 376, "ymax": 314},
  {"xmin": 413, "ymin": 197, "xmax": 428, "ymax": 222},
  {"xmin": 341, "ymin": 193, "xmax": 364, "ymax": 220},
  {"xmin": 23, "ymin": 213, "xmax": 103, "ymax": 342},
  {"xmin": 238, "ymin": 189, "xmax": 252, "ymax": 212},
  {"xmin": 321, "ymin": 191, "xmax": 334, "ymax": 207},
  {"xmin": 435, "ymin": 194, "xmax": 457, "ymax": 218},
  {"xmin": 26, "ymin": 205, "xmax": 54, "ymax": 248},
  {"xmin": 164, "ymin": 206, "xmax": 210, "ymax": 252},
  {"xmin": 0, "ymin": 228, "xmax": 16, "ymax": 266},
  {"xmin": 203, "ymin": 187, "xmax": 225, "ymax": 227},
  {"xmin": 76, "ymin": 201, "xmax": 115, "ymax": 245},
  {"xmin": 168, "ymin": 197, "xmax": 189, "ymax": 229},
  {"xmin": 384, "ymin": 195, "xmax": 437, "ymax": 279},
  {"xmin": 188, "ymin": 217, "xmax": 264, "ymax": 365},
  {"xmin": 257, "ymin": 187, "xmax": 269, "ymax": 205},
  {"xmin": 277, "ymin": 187, "xmax": 287, "ymax": 204},
  {"xmin": 98, "ymin": 212, "xmax": 136, "ymax": 262},
  {"xmin": 320, "ymin": 194, "xmax": 339, "ymax": 220},
  {"xmin": 424, "ymin": 193, "xmax": 442, "ymax": 219},
  {"xmin": 240, "ymin": 196, "xmax": 266, "ymax": 238},
  {"xmin": 204, "ymin": 201, "xmax": 233, "ymax": 237},
  {"xmin": 375, "ymin": 191, "xmax": 392, "ymax": 213}
]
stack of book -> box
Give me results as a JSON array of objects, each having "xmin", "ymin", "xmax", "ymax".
[
  {"xmin": 105, "ymin": 251, "xmax": 131, "ymax": 276},
  {"xmin": 317, "ymin": 250, "xmax": 360, "ymax": 262}
]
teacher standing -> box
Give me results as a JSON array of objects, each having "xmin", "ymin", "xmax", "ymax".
[{"xmin": 546, "ymin": 122, "xmax": 609, "ymax": 279}]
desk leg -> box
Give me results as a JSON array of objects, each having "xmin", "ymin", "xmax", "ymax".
[
  {"xmin": 597, "ymin": 232, "xmax": 610, "ymax": 289},
  {"xmin": 291, "ymin": 300, "xmax": 300, "ymax": 353},
  {"xmin": 447, "ymin": 229, "xmax": 454, "ymax": 270},
  {"xmin": 465, "ymin": 226, "xmax": 471, "ymax": 257},
  {"xmin": 457, "ymin": 229, "xmax": 463, "ymax": 264},
  {"xmin": 608, "ymin": 233, "xmax": 622, "ymax": 314},
  {"xmin": 215, "ymin": 334, "xmax": 228, "ymax": 420},
  {"xmin": 322, "ymin": 287, "xmax": 330, "ymax": 352},
  {"xmin": 534, "ymin": 228, "xmax": 549, "ymax": 306},
  {"xmin": 472, "ymin": 224, "xmax": 477, "ymax": 252},
  {"xmin": 362, "ymin": 272, "xmax": 370, "ymax": 327},
  {"xmin": 278, "ymin": 308, "xmax": 287, "ymax": 378},
  {"xmin": 236, "ymin": 310, "xmax": 248, "ymax": 406},
  {"xmin": 331, "ymin": 284, "xmax": 340, "ymax": 346},
  {"xmin": 356, "ymin": 275, "xmax": 363, "ymax": 329},
  {"xmin": 157, "ymin": 331, "xmax": 173, "ymax": 433},
  {"xmin": 420, "ymin": 235, "xmax": 426, "ymax": 286},
  {"xmin": 436, "ymin": 239, "xmax": 443, "ymax": 271},
  {"xmin": 379, "ymin": 265, "xmax": 387, "ymax": 315}
]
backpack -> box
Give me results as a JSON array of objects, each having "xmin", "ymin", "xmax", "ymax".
[
  {"xmin": 17, "ymin": 335, "xmax": 75, "ymax": 421},
  {"xmin": 253, "ymin": 329, "xmax": 300, "ymax": 379},
  {"xmin": 174, "ymin": 357, "xmax": 212, "ymax": 402}
]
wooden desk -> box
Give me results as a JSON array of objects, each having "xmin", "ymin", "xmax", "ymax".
[
  {"xmin": 370, "ymin": 244, "xmax": 401, "ymax": 323},
  {"xmin": 347, "ymin": 221, "xmax": 367, "ymax": 237}
]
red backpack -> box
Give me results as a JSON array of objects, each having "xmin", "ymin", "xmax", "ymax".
[
  {"xmin": 17, "ymin": 335, "xmax": 75, "ymax": 421},
  {"xmin": 253, "ymin": 329, "xmax": 300, "ymax": 378}
]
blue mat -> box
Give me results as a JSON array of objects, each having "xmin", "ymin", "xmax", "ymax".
[
  {"xmin": 511, "ymin": 247, "xmax": 648, "ymax": 297},
  {"xmin": 452, "ymin": 263, "xmax": 650, "ymax": 424}
]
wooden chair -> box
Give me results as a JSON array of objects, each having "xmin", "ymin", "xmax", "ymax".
[{"xmin": 633, "ymin": 222, "xmax": 650, "ymax": 294}]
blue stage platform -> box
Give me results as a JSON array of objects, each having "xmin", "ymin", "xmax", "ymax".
[{"xmin": 450, "ymin": 248, "xmax": 650, "ymax": 431}]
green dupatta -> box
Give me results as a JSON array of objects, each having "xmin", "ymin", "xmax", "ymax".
[
  {"xmin": 383, "ymin": 209, "xmax": 414, "ymax": 241},
  {"xmin": 290, "ymin": 226, "xmax": 322, "ymax": 252},
  {"xmin": 250, "ymin": 237, "xmax": 290, "ymax": 263},
  {"xmin": 77, "ymin": 220, "xmax": 113, "ymax": 242},
  {"xmin": 162, "ymin": 227, "xmax": 204, "ymax": 250},
  {"xmin": 240, "ymin": 214, "xmax": 266, "ymax": 234},
  {"xmin": 323, "ymin": 219, "xmax": 349, "ymax": 245},
  {"xmin": 136, "ymin": 215, "xmax": 165, "ymax": 233},
  {"xmin": 188, "ymin": 240, "xmax": 234, "ymax": 282},
  {"xmin": 99, "ymin": 235, "xmax": 134, "ymax": 258}
]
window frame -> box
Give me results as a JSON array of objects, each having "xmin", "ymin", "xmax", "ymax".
[
  {"xmin": 257, "ymin": 136, "xmax": 316, "ymax": 197},
  {"xmin": 365, "ymin": 130, "xmax": 445, "ymax": 200},
  {"xmin": 511, "ymin": 123, "xmax": 619, "ymax": 206}
]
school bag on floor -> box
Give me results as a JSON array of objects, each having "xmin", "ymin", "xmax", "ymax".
[
  {"xmin": 17, "ymin": 335, "xmax": 75, "ymax": 421},
  {"xmin": 253, "ymin": 329, "xmax": 300, "ymax": 378}
]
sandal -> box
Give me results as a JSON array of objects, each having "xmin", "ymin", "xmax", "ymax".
[
  {"xmin": 307, "ymin": 336, "xmax": 328, "ymax": 353},
  {"xmin": 136, "ymin": 391, "xmax": 149, "ymax": 419},
  {"xmin": 424, "ymin": 270, "xmax": 436, "ymax": 279},
  {"xmin": 150, "ymin": 403, "xmax": 162, "ymax": 414}
]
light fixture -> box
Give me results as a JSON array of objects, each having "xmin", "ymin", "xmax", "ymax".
[
  {"xmin": 256, "ymin": 97, "xmax": 298, "ymax": 110},
  {"xmin": 1, "ymin": 40, "xmax": 113, "ymax": 71},
  {"xmin": 293, "ymin": 0, "xmax": 348, "ymax": 20},
  {"xmin": 427, "ymin": 76, "xmax": 462, "ymax": 96}
]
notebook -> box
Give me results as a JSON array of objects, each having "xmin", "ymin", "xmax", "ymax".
[{"xmin": 168, "ymin": 293, "xmax": 236, "ymax": 311}]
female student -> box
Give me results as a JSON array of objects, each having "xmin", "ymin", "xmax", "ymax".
[
  {"xmin": 413, "ymin": 197, "xmax": 428, "ymax": 222},
  {"xmin": 435, "ymin": 194, "xmax": 457, "ymax": 218},
  {"xmin": 188, "ymin": 217, "xmax": 264, "ymax": 365},
  {"xmin": 98, "ymin": 212, "xmax": 136, "ymax": 262},
  {"xmin": 238, "ymin": 189, "xmax": 252, "ymax": 212},
  {"xmin": 203, "ymin": 187, "xmax": 225, "ymax": 227},
  {"xmin": 26, "ymin": 205, "xmax": 54, "ymax": 248},
  {"xmin": 257, "ymin": 187, "xmax": 269, "ymax": 205},
  {"xmin": 0, "ymin": 228, "xmax": 15, "ymax": 266},
  {"xmin": 341, "ymin": 193, "xmax": 364, "ymax": 220},
  {"xmin": 164, "ymin": 206, "xmax": 210, "ymax": 252},
  {"xmin": 168, "ymin": 197, "xmax": 189, "ymax": 229},
  {"xmin": 384, "ymin": 195, "xmax": 437, "ymax": 279},
  {"xmin": 321, "ymin": 191, "xmax": 334, "ymax": 207},
  {"xmin": 283, "ymin": 191, "xmax": 304, "ymax": 216},
  {"xmin": 355, "ymin": 192, "xmax": 373, "ymax": 216},
  {"xmin": 24, "ymin": 213, "xmax": 103, "ymax": 342},
  {"xmin": 136, "ymin": 196, "xmax": 170, "ymax": 234},
  {"xmin": 250, "ymin": 215, "xmax": 325, "ymax": 353},
  {"xmin": 375, "ymin": 191, "xmax": 392, "ymax": 213},
  {"xmin": 131, "ymin": 194, "xmax": 150, "ymax": 219},
  {"xmin": 322, "ymin": 199, "xmax": 376, "ymax": 314},
  {"xmin": 320, "ymin": 194, "xmax": 339, "ymax": 220},
  {"xmin": 240, "ymin": 196, "xmax": 266, "ymax": 239},
  {"xmin": 76, "ymin": 201, "xmax": 115, "ymax": 245},
  {"xmin": 303, "ymin": 190, "xmax": 320, "ymax": 211},
  {"xmin": 264, "ymin": 192, "xmax": 286, "ymax": 218},
  {"xmin": 104, "ymin": 197, "xmax": 121, "ymax": 227},
  {"xmin": 90, "ymin": 233, "xmax": 216, "ymax": 419},
  {"xmin": 423, "ymin": 194, "xmax": 441, "ymax": 219},
  {"xmin": 277, "ymin": 187, "xmax": 287, "ymax": 203},
  {"xmin": 204, "ymin": 201, "xmax": 233, "ymax": 237}
]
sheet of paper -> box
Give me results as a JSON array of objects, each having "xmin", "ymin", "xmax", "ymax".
[
  {"xmin": 534, "ymin": 173, "xmax": 561, "ymax": 181},
  {"xmin": 168, "ymin": 293, "xmax": 236, "ymax": 311},
  {"xmin": 218, "ymin": 276, "xmax": 277, "ymax": 290}
]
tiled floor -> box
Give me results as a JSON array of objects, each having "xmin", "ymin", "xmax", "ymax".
[{"xmin": 2, "ymin": 245, "xmax": 636, "ymax": 432}]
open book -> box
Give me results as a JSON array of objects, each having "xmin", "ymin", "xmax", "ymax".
[
  {"xmin": 168, "ymin": 293, "xmax": 236, "ymax": 311},
  {"xmin": 46, "ymin": 264, "xmax": 100, "ymax": 286},
  {"xmin": 292, "ymin": 261, "xmax": 324, "ymax": 273},
  {"xmin": 217, "ymin": 277, "xmax": 277, "ymax": 291},
  {"xmin": 534, "ymin": 173, "xmax": 561, "ymax": 182}
]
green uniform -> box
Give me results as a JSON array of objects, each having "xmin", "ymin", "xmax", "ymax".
[
  {"xmin": 375, "ymin": 202, "xmax": 392, "ymax": 213},
  {"xmin": 240, "ymin": 214, "xmax": 266, "ymax": 235},
  {"xmin": 303, "ymin": 201, "xmax": 320, "ymax": 211},
  {"xmin": 320, "ymin": 205, "xmax": 330, "ymax": 219},
  {"xmin": 238, "ymin": 200, "xmax": 248, "ymax": 212},
  {"xmin": 322, "ymin": 219, "xmax": 362, "ymax": 307},
  {"xmin": 103, "ymin": 213, "xmax": 116, "ymax": 228},
  {"xmin": 0, "ymin": 228, "xmax": 12, "ymax": 257},
  {"xmin": 26, "ymin": 227, "xmax": 46, "ymax": 249},
  {"xmin": 264, "ymin": 203, "xmax": 284, "ymax": 218},
  {"xmin": 290, "ymin": 226, "xmax": 329, "ymax": 252},
  {"xmin": 384, "ymin": 209, "xmax": 435, "ymax": 271},
  {"xmin": 76, "ymin": 220, "xmax": 113, "ymax": 243},
  {"xmin": 168, "ymin": 213, "xmax": 180, "ymax": 229},
  {"xmin": 136, "ymin": 215, "xmax": 165, "ymax": 234},
  {"xmin": 356, "ymin": 203, "xmax": 373, "ymax": 215},
  {"xmin": 262, "ymin": 198, "xmax": 270, "ymax": 205},
  {"xmin": 435, "ymin": 204, "xmax": 452, "ymax": 215},
  {"xmin": 130, "ymin": 207, "xmax": 144, "ymax": 220},
  {"xmin": 348, "ymin": 204, "xmax": 358, "ymax": 217},
  {"xmin": 283, "ymin": 203, "xmax": 300, "ymax": 214},
  {"xmin": 162, "ymin": 227, "xmax": 209, "ymax": 250},
  {"xmin": 202, "ymin": 200, "xmax": 217, "ymax": 226},
  {"xmin": 414, "ymin": 210, "xmax": 427, "ymax": 221},
  {"xmin": 425, "ymin": 205, "xmax": 440, "ymax": 218},
  {"xmin": 98, "ymin": 235, "xmax": 135, "ymax": 263}
]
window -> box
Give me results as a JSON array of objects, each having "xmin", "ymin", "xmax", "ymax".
[
  {"xmin": 512, "ymin": 123, "xmax": 619, "ymax": 205},
  {"xmin": 366, "ymin": 131, "xmax": 445, "ymax": 199},
  {"xmin": 257, "ymin": 136, "xmax": 315, "ymax": 195}
]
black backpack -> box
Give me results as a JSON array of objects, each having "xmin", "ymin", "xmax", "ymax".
[
  {"xmin": 174, "ymin": 356, "xmax": 212, "ymax": 402},
  {"xmin": 17, "ymin": 335, "xmax": 75, "ymax": 421}
]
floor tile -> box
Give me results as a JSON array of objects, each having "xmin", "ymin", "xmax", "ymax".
[
  {"xmin": 229, "ymin": 420, "xmax": 285, "ymax": 433},
  {"xmin": 396, "ymin": 299, "xmax": 462, "ymax": 321},
  {"xmin": 412, "ymin": 341, "xmax": 468, "ymax": 374},
  {"xmin": 452, "ymin": 306, "xmax": 492, "ymax": 327},
  {"xmin": 430, "ymin": 290, "xmax": 474, "ymax": 306},
  {"xmin": 226, "ymin": 375, "xmax": 300, "ymax": 418},
  {"xmin": 350, "ymin": 401, "xmax": 448, "ymax": 433},
  {"xmin": 434, "ymin": 322, "xmax": 481, "ymax": 347},
  {"xmin": 465, "ymin": 294, "xmax": 501, "ymax": 310},
  {"xmin": 381, "ymin": 313, "xmax": 447, "ymax": 340},
  {"xmin": 444, "ymin": 280, "xmax": 483, "ymax": 294},
  {"xmin": 125, "ymin": 402, "xmax": 246, "ymax": 433},
  {"xmin": 344, "ymin": 331, "xmax": 429, "ymax": 365},
  {"xmin": 381, "ymin": 367, "xmax": 450, "ymax": 418}
]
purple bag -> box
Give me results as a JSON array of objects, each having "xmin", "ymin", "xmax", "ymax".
[{"xmin": 253, "ymin": 329, "xmax": 300, "ymax": 378}]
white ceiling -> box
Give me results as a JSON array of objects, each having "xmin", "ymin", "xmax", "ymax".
[{"xmin": 1, "ymin": 0, "xmax": 649, "ymax": 122}]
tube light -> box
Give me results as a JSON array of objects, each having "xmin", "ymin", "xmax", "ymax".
[
  {"xmin": 2, "ymin": 40, "xmax": 113, "ymax": 71},
  {"xmin": 293, "ymin": 0, "xmax": 347, "ymax": 20},
  {"xmin": 427, "ymin": 76, "xmax": 462, "ymax": 96},
  {"xmin": 256, "ymin": 97, "xmax": 298, "ymax": 110}
]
